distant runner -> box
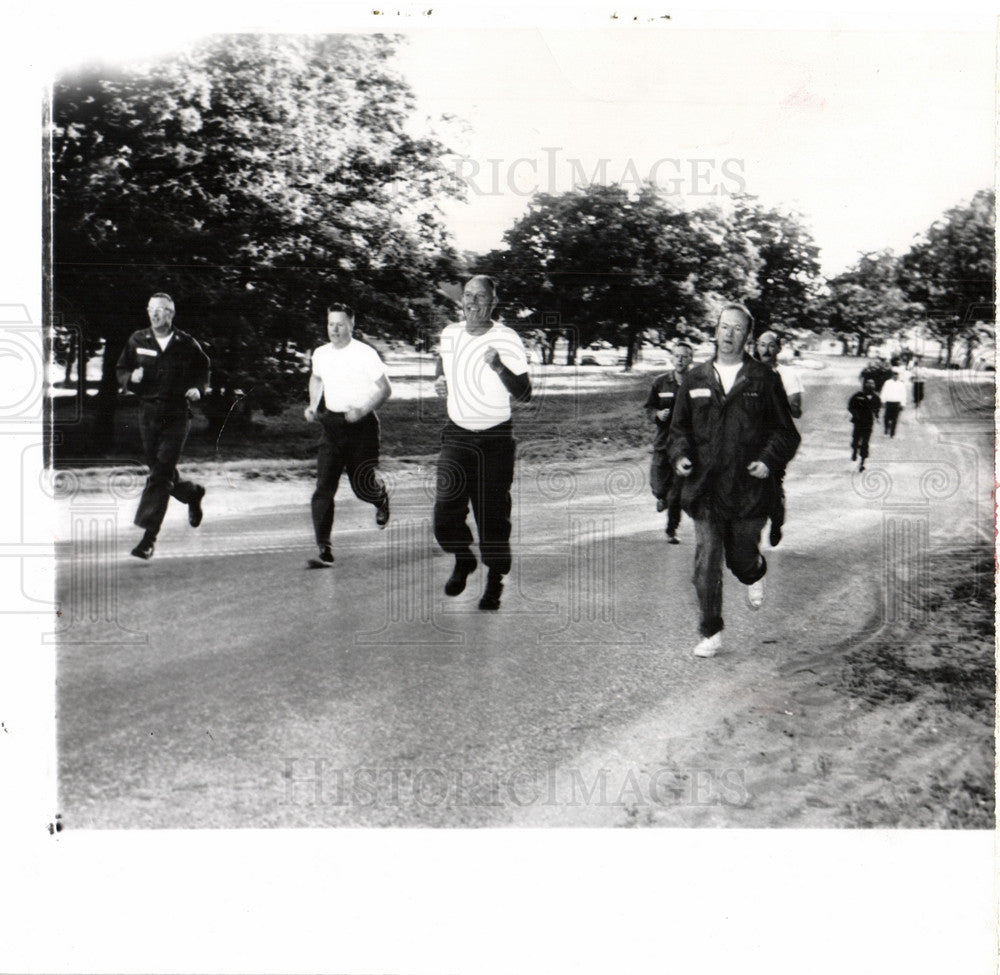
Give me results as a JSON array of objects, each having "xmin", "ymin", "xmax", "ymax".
[
  {"xmin": 880, "ymin": 370, "xmax": 907, "ymax": 437},
  {"xmin": 643, "ymin": 342, "xmax": 693, "ymax": 543},
  {"xmin": 755, "ymin": 330, "xmax": 803, "ymax": 547},
  {"xmin": 910, "ymin": 358, "xmax": 926, "ymax": 412},
  {"xmin": 848, "ymin": 377, "xmax": 881, "ymax": 472}
]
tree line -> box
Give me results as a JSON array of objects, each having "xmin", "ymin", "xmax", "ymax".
[
  {"xmin": 50, "ymin": 34, "xmax": 994, "ymax": 452},
  {"xmin": 51, "ymin": 33, "xmax": 463, "ymax": 447}
]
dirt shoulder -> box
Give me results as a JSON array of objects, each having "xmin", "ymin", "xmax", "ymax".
[
  {"xmin": 675, "ymin": 544, "xmax": 994, "ymax": 828},
  {"xmin": 511, "ymin": 541, "xmax": 994, "ymax": 829}
]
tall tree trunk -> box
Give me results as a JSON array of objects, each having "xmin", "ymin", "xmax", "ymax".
[
  {"xmin": 62, "ymin": 331, "xmax": 76, "ymax": 386},
  {"xmin": 92, "ymin": 337, "xmax": 124, "ymax": 453},
  {"xmin": 623, "ymin": 324, "xmax": 639, "ymax": 371},
  {"xmin": 962, "ymin": 334, "xmax": 976, "ymax": 369}
]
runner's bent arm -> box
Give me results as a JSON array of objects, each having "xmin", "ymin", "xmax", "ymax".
[
  {"xmin": 493, "ymin": 360, "xmax": 531, "ymax": 403},
  {"xmin": 667, "ymin": 374, "xmax": 695, "ymax": 474},
  {"xmin": 757, "ymin": 372, "xmax": 801, "ymax": 474},
  {"xmin": 355, "ymin": 375, "xmax": 392, "ymax": 419},
  {"xmin": 115, "ymin": 337, "xmax": 137, "ymax": 391},
  {"xmin": 308, "ymin": 372, "xmax": 324, "ymax": 412},
  {"xmin": 185, "ymin": 338, "xmax": 211, "ymax": 402},
  {"xmin": 304, "ymin": 369, "xmax": 324, "ymax": 421}
]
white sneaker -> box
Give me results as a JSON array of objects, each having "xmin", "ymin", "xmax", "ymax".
[
  {"xmin": 746, "ymin": 576, "xmax": 766, "ymax": 610},
  {"xmin": 693, "ymin": 632, "xmax": 723, "ymax": 657}
]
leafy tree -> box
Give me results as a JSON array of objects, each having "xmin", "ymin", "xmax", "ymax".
[
  {"xmin": 730, "ymin": 194, "xmax": 823, "ymax": 337},
  {"xmin": 900, "ymin": 189, "xmax": 995, "ymax": 366},
  {"xmin": 481, "ymin": 184, "xmax": 758, "ymax": 368},
  {"xmin": 51, "ymin": 33, "xmax": 462, "ymax": 449},
  {"xmin": 819, "ymin": 250, "xmax": 923, "ymax": 356}
]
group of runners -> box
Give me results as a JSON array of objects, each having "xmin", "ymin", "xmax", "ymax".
[
  {"xmin": 115, "ymin": 277, "xmax": 531, "ymax": 614},
  {"xmin": 114, "ymin": 276, "xmax": 917, "ymax": 655}
]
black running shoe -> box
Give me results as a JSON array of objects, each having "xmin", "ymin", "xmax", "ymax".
[
  {"xmin": 478, "ymin": 571, "xmax": 504, "ymax": 611},
  {"xmin": 376, "ymin": 492, "xmax": 390, "ymax": 528},
  {"xmin": 130, "ymin": 535, "xmax": 155, "ymax": 560},
  {"xmin": 444, "ymin": 554, "xmax": 477, "ymax": 596},
  {"xmin": 307, "ymin": 545, "xmax": 335, "ymax": 568},
  {"xmin": 188, "ymin": 485, "xmax": 205, "ymax": 527}
]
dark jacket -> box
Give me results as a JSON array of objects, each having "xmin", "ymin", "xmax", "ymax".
[
  {"xmin": 116, "ymin": 328, "xmax": 210, "ymax": 414},
  {"xmin": 848, "ymin": 390, "xmax": 881, "ymax": 430},
  {"xmin": 667, "ymin": 356, "xmax": 800, "ymax": 519},
  {"xmin": 643, "ymin": 370, "xmax": 684, "ymax": 450}
]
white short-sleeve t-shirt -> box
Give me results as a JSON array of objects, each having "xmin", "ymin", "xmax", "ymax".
[
  {"xmin": 311, "ymin": 340, "xmax": 387, "ymax": 412},
  {"xmin": 439, "ymin": 321, "xmax": 529, "ymax": 431},
  {"xmin": 776, "ymin": 363, "xmax": 804, "ymax": 398}
]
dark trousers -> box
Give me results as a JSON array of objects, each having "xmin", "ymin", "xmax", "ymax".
[
  {"xmin": 311, "ymin": 411, "xmax": 385, "ymax": 546},
  {"xmin": 883, "ymin": 403, "xmax": 902, "ymax": 436},
  {"xmin": 851, "ymin": 424, "xmax": 873, "ymax": 461},
  {"xmin": 770, "ymin": 468, "xmax": 786, "ymax": 534},
  {"xmin": 433, "ymin": 420, "xmax": 516, "ymax": 576},
  {"xmin": 134, "ymin": 407, "xmax": 200, "ymax": 536},
  {"xmin": 650, "ymin": 449, "xmax": 682, "ymax": 534},
  {"xmin": 692, "ymin": 510, "xmax": 767, "ymax": 637}
]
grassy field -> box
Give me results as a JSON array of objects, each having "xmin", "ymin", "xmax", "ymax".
[{"xmin": 54, "ymin": 374, "xmax": 663, "ymax": 465}]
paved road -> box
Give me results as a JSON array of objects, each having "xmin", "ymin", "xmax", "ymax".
[{"xmin": 55, "ymin": 371, "xmax": 991, "ymax": 826}]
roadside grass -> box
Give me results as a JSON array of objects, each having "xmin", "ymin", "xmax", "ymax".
[{"xmin": 56, "ymin": 376, "xmax": 660, "ymax": 465}]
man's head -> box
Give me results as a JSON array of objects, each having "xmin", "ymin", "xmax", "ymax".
[
  {"xmin": 756, "ymin": 330, "xmax": 782, "ymax": 367},
  {"xmin": 863, "ymin": 377, "xmax": 876, "ymax": 393},
  {"xmin": 673, "ymin": 343, "xmax": 693, "ymax": 373},
  {"xmin": 326, "ymin": 302, "xmax": 355, "ymax": 349},
  {"xmin": 714, "ymin": 303, "xmax": 754, "ymax": 364},
  {"xmin": 147, "ymin": 293, "xmax": 175, "ymax": 336},
  {"xmin": 462, "ymin": 275, "xmax": 498, "ymax": 331}
]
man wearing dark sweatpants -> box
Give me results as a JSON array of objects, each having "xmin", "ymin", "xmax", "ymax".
[
  {"xmin": 303, "ymin": 302, "xmax": 392, "ymax": 568},
  {"xmin": 668, "ymin": 303, "xmax": 800, "ymax": 658},
  {"xmin": 644, "ymin": 342, "xmax": 693, "ymax": 543},
  {"xmin": 848, "ymin": 377, "xmax": 881, "ymax": 472},
  {"xmin": 432, "ymin": 275, "xmax": 531, "ymax": 611},
  {"xmin": 116, "ymin": 292, "xmax": 210, "ymax": 560}
]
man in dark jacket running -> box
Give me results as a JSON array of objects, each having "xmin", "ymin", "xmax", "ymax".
[
  {"xmin": 668, "ymin": 303, "xmax": 800, "ymax": 658},
  {"xmin": 644, "ymin": 342, "xmax": 693, "ymax": 543},
  {"xmin": 848, "ymin": 377, "xmax": 881, "ymax": 472},
  {"xmin": 116, "ymin": 292, "xmax": 210, "ymax": 560}
]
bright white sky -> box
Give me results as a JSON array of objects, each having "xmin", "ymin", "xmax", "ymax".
[{"xmin": 394, "ymin": 27, "xmax": 996, "ymax": 274}]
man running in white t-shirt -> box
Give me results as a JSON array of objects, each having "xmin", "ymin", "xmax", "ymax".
[
  {"xmin": 304, "ymin": 302, "xmax": 392, "ymax": 567},
  {"xmin": 432, "ymin": 275, "xmax": 532, "ymax": 610}
]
